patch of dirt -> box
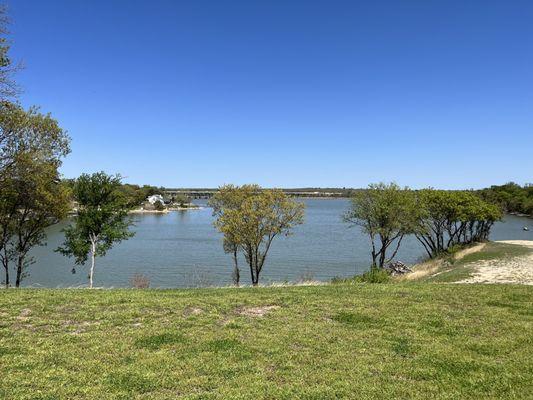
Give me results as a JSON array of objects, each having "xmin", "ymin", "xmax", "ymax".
[
  {"xmin": 236, "ymin": 305, "xmax": 280, "ymax": 317},
  {"xmin": 402, "ymin": 243, "xmax": 492, "ymax": 282},
  {"xmin": 17, "ymin": 308, "xmax": 32, "ymax": 321},
  {"xmin": 62, "ymin": 320, "xmax": 100, "ymax": 335},
  {"xmin": 183, "ymin": 307, "xmax": 203, "ymax": 317},
  {"xmin": 458, "ymin": 240, "xmax": 533, "ymax": 285},
  {"xmin": 453, "ymin": 243, "xmax": 486, "ymax": 260},
  {"xmin": 400, "ymin": 258, "xmax": 445, "ymax": 281}
]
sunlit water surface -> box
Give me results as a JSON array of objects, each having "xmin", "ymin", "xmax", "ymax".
[{"xmin": 23, "ymin": 199, "xmax": 533, "ymax": 288}]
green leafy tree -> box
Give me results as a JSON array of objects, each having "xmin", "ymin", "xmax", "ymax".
[
  {"xmin": 0, "ymin": 105, "xmax": 70, "ymax": 287},
  {"xmin": 209, "ymin": 184, "xmax": 259, "ymax": 285},
  {"xmin": 344, "ymin": 183, "xmax": 419, "ymax": 269},
  {"xmin": 57, "ymin": 172, "xmax": 134, "ymax": 288},
  {"xmin": 0, "ymin": 172, "xmax": 16, "ymax": 287},
  {"xmin": 415, "ymin": 189, "xmax": 502, "ymax": 258},
  {"xmin": 414, "ymin": 189, "xmax": 454, "ymax": 257},
  {"xmin": 211, "ymin": 185, "xmax": 305, "ymax": 286},
  {"xmin": 478, "ymin": 182, "xmax": 533, "ymax": 217},
  {"xmin": 2, "ymin": 154, "xmax": 70, "ymax": 286},
  {"xmin": 0, "ymin": 9, "xmax": 69, "ymax": 287},
  {"xmin": 116, "ymin": 183, "xmax": 161, "ymax": 208},
  {"xmin": 173, "ymin": 194, "xmax": 190, "ymax": 208},
  {"xmin": 1, "ymin": 103, "xmax": 70, "ymax": 178}
]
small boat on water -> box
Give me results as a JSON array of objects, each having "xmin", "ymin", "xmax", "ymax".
[{"xmin": 524, "ymin": 227, "xmax": 530, "ymax": 231}]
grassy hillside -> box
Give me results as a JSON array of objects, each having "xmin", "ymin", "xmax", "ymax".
[{"xmin": 1, "ymin": 284, "xmax": 532, "ymax": 399}]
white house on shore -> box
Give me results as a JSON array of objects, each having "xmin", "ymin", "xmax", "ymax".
[{"xmin": 147, "ymin": 194, "xmax": 165, "ymax": 204}]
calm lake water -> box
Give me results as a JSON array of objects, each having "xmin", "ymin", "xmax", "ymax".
[{"xmin": 24, "ymin": 199, "xmax": 533, "ymax": 288}]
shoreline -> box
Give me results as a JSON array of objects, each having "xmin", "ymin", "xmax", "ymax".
[{"xmin": 129, "ymin": 206, "xmax": 203, "ymax": 214}]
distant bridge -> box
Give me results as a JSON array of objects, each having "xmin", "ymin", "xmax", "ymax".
[{"xmin": 163, "ymin": 189, "xmax": 349, "ymax": 199}]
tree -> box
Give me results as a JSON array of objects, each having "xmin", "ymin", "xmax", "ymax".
[
  {"xmin": 173, "ymin": 194, "xmax": 189, "ymax": 208},
  {"xmin": 478, "ymin": 182, "xmax": 533, "ymax": 217},
  {"xmin": 212, "ymin": 185, "xmax": 305, "ymax": 286},
  {"xmin": 413, "ymin": 189, "xmax": 452, "ymax": 257},
  {"xmin": 0, "ymin": 105, "xmax": 70, "ymax": 287},
  {"xmin": 343, "ymin": 183, "xmax": 419, "ymax": 269},
  {"xmin": 57, "ymin": 172, "xmax": 134, "ymax": 288},
  {"xmin": 0, "ymin": 174, "xmax": 16, "ymax": 287},
  {"xmin": 1, "ymin": 103, "xmax": 70, "ymax": 178},
  {"xmin": 0, "ymin": 8, "xmax": 69, "ymax": 288},
  {"xmin": 209, "ymin": 184, "xmax": 259, "ymax": 286},
  {"xmin": 415, "ymin": 189, "xmax": 502, "ymax": 258},
  {"xmin": 2, "ymin": 154, "xmax": 70, "ymax": 286},
  {"xmin": 117, "ymin": 183, "xmax": 161, "ymax": 208}
]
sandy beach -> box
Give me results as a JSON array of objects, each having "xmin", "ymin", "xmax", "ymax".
[{"xmin": 458, "ymin": 240, "xmax": 533, "ymax": 285}]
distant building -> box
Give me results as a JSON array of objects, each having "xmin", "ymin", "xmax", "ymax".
[{"xmin": 147, "ymin": 194, "xmax": 165, "ymax": 204}]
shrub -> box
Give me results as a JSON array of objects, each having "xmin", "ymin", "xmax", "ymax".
[
  {"xmin": 331, "ymin": 267, "xmax": 391, "ymax": 284},
  {"xmin": 153, "ymin": 200, "xmax": 165, "ymax": 211},
  {"xmin": 174, "ymin": 194, "xmax": 189, "ymax": 207},
  {"xmin": 130, "ymin": 273, "xmax": 150, "ymax": 289},
  {"xmin": 354, "ymin": 268, "xmax": 391, "ymax": 283}
]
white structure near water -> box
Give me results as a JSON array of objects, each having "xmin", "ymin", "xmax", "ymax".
[{"xmin": 147, "ymin": 194, "xmax": 165, "ymax": 204}]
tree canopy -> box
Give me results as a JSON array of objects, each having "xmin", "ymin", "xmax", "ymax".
[
  {"xmin": 415, "ymin": 189, "xmax": 502, "ymax": 258},
  {"xmin": 344, "ymin": 182, "xmax": 420, "ymax": 268},
  {"xmin": 211, "ymin": 185, "xmax": 305, "ymax": 286},
  {"xmin": 0, "ymin": 103, "xmax": 70, "ymax": 177},
  {"xmin": 0, "ymin": 104, "xmax": 70, "ymax": 287},
  {"xmin": 57, "ymin": 172, "xmax": 134, "ymax": 288},
  {"xmin": 478, "ymin": 182, "xmax": 533, "ymax": 217}
]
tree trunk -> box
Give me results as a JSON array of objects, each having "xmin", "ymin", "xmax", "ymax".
[
  {"xmin": 89, "ymin": 238, "xmax": 96, "ymax": 289},
  {"xmin": 251, "ymin": 268, "xmax": 259, "ymax": 286},
  {"xmin": 248, "ymin": 260, "xmax": 254, "ymax": 286},
  {"xmin": 3, "ymin": 262, "xmax": 8, "ymax": 288},
  {"xmin": 378, "ymin": 236, "xmax": 388, "ymax": 268},
  {"xmin": 378, "ymin": 250, "xmax": 386, "ymax": 268},
  {"xmin": 370, "ymin": 240, "xmax": 379, "ymax": 268},
  {"xmin": 386, "ymin": 235, "xmax": 404, "ymax": 265},
  {"xmin": 232, "ymin": 249, "xmax": 240, "ymax": 286},
  {"xmin": 250, "ymin": 262, "xmax": 259, "ymax": 286},
  {"xmin": 15, "ymin": 255, "xmax": 23, "ymax": 288},
  {"xmin": 371, "ymin": 249, "xmax": 378, "ymax": 268}
]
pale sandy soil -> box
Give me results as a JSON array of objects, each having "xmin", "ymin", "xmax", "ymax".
[
  {"xmin": 458, "ymin": 240, "xmax": 533, "ymax": 285},
  {"xmin": 129, "ymin": 206, "xmax": 202, "ymax": 214},
  {"xmin": 129, "ymin": 208, "xmax": 169, "ymax": 214},
  {"xmin": 400, "ymin": 243, "xmax": 487, "ymax": 281}
]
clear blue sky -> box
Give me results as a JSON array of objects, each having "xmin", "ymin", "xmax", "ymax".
[{"xmin": 8, "ymin": 0, "xmax": 533, "ymax": 189}]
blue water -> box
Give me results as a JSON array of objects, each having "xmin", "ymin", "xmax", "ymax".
[{"xmin": 22, "ymin": 199, "xmax": 532, "ymax": 288}]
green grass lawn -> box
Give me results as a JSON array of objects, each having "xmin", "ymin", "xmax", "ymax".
[{"xmin": 1, "ymin": 284, "xmax": 532, "ymax": 399}]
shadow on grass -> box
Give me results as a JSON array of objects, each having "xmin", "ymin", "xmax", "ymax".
[
  {"xmin": 134, "ymin": 332, "xmax": 186, "ymax": 350},
  {"xmin": 332, "ymin": 311, "xmax": 377, "ymax": 327}
]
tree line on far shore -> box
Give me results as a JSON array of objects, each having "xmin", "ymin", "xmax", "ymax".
[{"xmin": 478, "ymin": 182, "xmax": 533, "ymax": 217}]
